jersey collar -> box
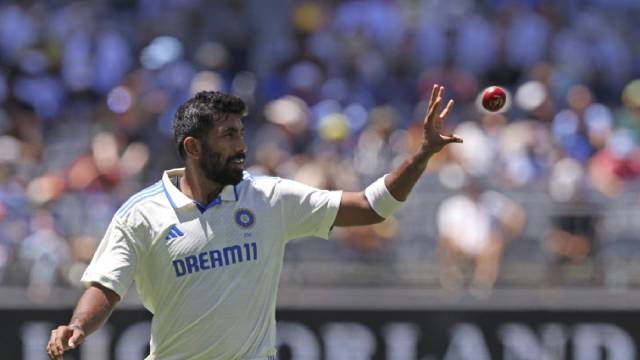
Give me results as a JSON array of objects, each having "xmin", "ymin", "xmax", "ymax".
[{"xmin": 161, "ymin": 168, "xmax": 238, "ymax": 210}]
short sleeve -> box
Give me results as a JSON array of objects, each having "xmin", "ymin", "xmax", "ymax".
[
  {"xmin": 275, "ymin": 178, "xmax": 343, "ymax": 241},
  {"xmin": 81, "ymin": 217, "xmax": 140, "ymax": 299}
]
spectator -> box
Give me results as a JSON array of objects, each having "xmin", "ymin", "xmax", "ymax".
[
  {"xmin": 437, "ymin": 179, "xmax": 525, "ymax": 296},
  {"xmin": 0, "ymin": 0, "xmax": 639, "ymax": 291}
]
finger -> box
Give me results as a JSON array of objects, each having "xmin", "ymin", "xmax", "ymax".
[
  {"xmin": 425, "ymin": 97, "xmax": 442, "ymax": 127},
  {"xmin": 52, "ymin": 335, "xmax": 64, "ymax": 357},
  {"xmin": 435, "ymin": 87, "xmax": 446, "ymax": 116},
  {"xmin": 437, "ymin": 86, "xmax": 445, "ymax": 109},
  {"xmin": 47, "ymin": 331, "xmax": 58, "ymax": 357},
  {"xmin": 50, "ymin": 330, "xmax": 62, "ymax": 356},
  {"xmin": 429, "ymin": 84, "xmax": 438, "ymax": 107},
  {"xmin": 429, "ymin": 96, "xmax": 442, "ymax": 115},
  {"xmin": 54, "ymin": 327, "xmax": 71, "ymax": 353},
  {"xmin": 440, "ymin": 99, "xmax": 454, "ymax": 119},
  {"xmin": 47, "ymin": 341, "xmax": 54, "ymax": 359},
  {"xmin": 436, "ymin": 99, "xmax": 454, "ymax": 130},
  {"xmin": 53, "ymin": 328, "xmax": 65, "ymax": 350}
]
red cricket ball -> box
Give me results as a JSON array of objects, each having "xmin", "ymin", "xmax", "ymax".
[{"xmin": 481, "ymin": 86, "xmax": 507, "ymax": 112}]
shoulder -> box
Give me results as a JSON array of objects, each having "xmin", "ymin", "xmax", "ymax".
[
  {"xmin": 238, "ymin": 171, "xmax": 281, "ymax": 195},
  {"xmin": 240, "ymin": 171, "xmax": 327, "ymax": 197},
  {"xmin": 115, "ymin": 181, "xmax": 169, "ymax": 225},
  {"xmin": 241, "ymin": 171, "xmax": 280, "ymax": 183}
]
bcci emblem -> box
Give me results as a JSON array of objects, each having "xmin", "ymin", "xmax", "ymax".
[{"xmin": 234, "ymin": 209, "xmax": 255, "ymax": 229}]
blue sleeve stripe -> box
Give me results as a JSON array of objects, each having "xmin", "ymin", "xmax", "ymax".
[
  {"xmin": 116, "ymin": 188, "xmax": 163, "ymax": 217},
  {"xmin": 116, "ymin": 182, "xmax": 163, "ymax": 217},
  {"xmin": 117, "ymin": 182, "xmax": 162, "ymax": 213},
  {"xmin": 116, "ymin": 188, "xmax": 164, "ymax": 218}
]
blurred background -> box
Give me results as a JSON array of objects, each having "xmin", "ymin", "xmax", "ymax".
[{"xmin": 2, "ymin": 0, "xmax": 640, "ymax": 359}]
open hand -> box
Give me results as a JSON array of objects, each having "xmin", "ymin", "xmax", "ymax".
[
  {"xmin": 422, "ymin": 84, "xmax": 463, "ymax": 154},
  {"xmin": 46, "ymin": 324, "xmax": 85, "ymax": 359}
]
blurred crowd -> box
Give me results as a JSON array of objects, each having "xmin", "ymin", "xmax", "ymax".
[{"xmin": 1, "ymin": 0, "xmax": 640, "ymax": 300}]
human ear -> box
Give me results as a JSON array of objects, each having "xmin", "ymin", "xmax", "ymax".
[{"xmin": 183, "ymin": 136, "xmax": 202, "ymax": 159}]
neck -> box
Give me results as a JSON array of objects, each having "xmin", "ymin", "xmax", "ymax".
[{"xmin": 180, "ymin": 165, "xmax": 224, "ymax": 205}]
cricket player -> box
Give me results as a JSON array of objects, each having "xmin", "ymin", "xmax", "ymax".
[{"xmin": 47, "ymin": 85, "xmax": 462, "ymax": 359}]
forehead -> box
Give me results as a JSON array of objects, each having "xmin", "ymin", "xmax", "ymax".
[{"xmin": 211, "ymin": 114, "xmax": 244, "ymax": 132}]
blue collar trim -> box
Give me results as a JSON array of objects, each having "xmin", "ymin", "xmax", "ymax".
[{"xmin": 194, "ymin": 197, "xmax": 222, "ymax": 213}]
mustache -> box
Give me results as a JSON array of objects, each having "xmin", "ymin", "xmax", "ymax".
[{"xmin": 228, "ymin": 153, "xmax": 246, "ymax": 162}]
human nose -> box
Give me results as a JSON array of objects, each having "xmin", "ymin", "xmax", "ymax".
[{"xmin": 234, "ymin": 138, "xmax": 247, "ymax": 155}]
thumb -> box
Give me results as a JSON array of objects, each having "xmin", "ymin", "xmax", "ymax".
[
  {"xmin": 447, "ymin": 134, "xmax": 463, "ymax": 144},
  {"xmin": 68, "ymin": 327, "xmax": 85, "ymax": 349}
]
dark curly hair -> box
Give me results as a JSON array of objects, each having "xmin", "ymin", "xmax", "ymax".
[{"xmin": 173, "ymin": 91, "xmax": 246, "ymax": 159}]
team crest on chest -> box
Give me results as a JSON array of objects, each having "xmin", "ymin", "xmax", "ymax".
[{"xmin": 234, "ymin": 208, "xmax": 255, "ymax": 229}]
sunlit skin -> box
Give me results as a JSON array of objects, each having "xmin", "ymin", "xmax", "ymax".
[{"xmin": 180, "ymin": 114, "xmax": 247, "ymax": 205}]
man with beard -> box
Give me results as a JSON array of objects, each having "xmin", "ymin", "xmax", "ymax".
[{"xmin": 47, "ymin": 88, "xmax": 462, "ymax": 360}]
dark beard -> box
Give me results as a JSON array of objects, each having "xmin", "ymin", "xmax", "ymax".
[{"xmin": 199, "ymin": 145, "xmax": 244, "ymax": 186}]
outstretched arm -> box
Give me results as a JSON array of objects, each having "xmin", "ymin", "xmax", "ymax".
[
  {"xmin": 47, "ymin": 283, "xmax": 120, "ymax": 359},
  {"xmin": 334, "ymin": 85, "xmax": 462, "ymax": 227}
]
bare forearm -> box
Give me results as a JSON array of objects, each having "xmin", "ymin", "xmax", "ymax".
[
  {"xmin": 69, "ymin": 284, "xmax": 119, "ymax": 335},
  {"xmin": 384, "ymin": 85, "xmax": 461, "ymax": 202},
  {"xmin": 385, "ymin": 145, "xmax": 434, "ymax": 201},
  {"xmin": 333, "ymin": 84, "xmax": 461, "ymax": 227}
]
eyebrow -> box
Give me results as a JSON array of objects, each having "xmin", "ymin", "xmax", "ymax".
[{"xmin": 219, "ymin": 125, "xmax": 244, "ymax": 133}]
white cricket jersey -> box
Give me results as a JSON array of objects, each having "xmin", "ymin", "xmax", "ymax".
[{"xmin": 81, "ymin": 168, "xmax": 342, "ymax": 359}]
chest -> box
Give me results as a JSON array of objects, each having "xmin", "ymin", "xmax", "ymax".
[
  {"xmin": 145, "ymin": 201, "xmax": 283, "ymax": 274},
  {"xmin": 168, "ymin": 206, "xmax": 265, "ymax": 251}
]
